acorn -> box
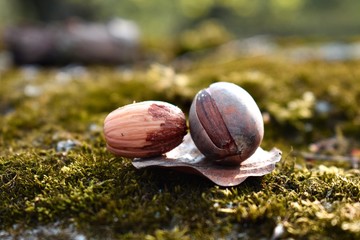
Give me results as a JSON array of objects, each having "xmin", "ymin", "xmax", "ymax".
[
  {"xmin": 103, "ymin": 101, "xmax": 187, "ymax": 158},
  {"xmin": 189, "ymin": 82, "xmax": 264, "ymax": 165}
]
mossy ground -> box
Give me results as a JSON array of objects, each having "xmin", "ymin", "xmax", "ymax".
[{"xmin": 1, "ymin": 42, "xmax": 360, "ymax": 239}]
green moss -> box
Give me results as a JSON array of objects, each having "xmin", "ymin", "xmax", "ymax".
[{"xmin": 1, "ymin": 46, "xmax": 360, "ymax": 239}]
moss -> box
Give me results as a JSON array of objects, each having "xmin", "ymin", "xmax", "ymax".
[{"xmin": 1, "ymin": 44, "xmax": 360, "ymax": 239}]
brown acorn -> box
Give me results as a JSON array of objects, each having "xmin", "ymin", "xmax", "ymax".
[
  {"xmin": 189, "ymin": 82, "xmax": 264, "ymax": 165},
  {"xmin": 103, "ymin": 101, "xmax": 187, "ymax": 158}
]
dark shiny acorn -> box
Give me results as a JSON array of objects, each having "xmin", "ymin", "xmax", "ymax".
[
  {"xmin": 103, "ymin": 101, "xmax": 187, "ymax": 158},
  {"xmin": 189, "ymin": 82, "xmax": 264, "ymax": 165}
]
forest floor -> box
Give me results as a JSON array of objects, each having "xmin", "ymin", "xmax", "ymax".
[{"xmin": 1, "ymin": 37, "xmax": 360, "ymax": 239}]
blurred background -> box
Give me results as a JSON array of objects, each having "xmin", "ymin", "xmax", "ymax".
[
  {"xmin": 1, "ymin": 0, "xmax": 360, "ymax": 37},
  {"xmin": 1, "ymin": 0, "xmax": 360, "ymax": 65}
]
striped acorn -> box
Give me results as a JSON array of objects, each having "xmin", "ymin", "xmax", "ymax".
[
  {"xmin": 189, "ymin": 82, "xmax": 264, "ymax": 165},
  {"xmin": 104, "ymin": 101, "xmax": 187, "ymax": 158}
]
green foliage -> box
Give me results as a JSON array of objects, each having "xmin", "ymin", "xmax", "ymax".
[{"xmin": 2, "ymin": 0, "xmax": 360, "ymax": 38}]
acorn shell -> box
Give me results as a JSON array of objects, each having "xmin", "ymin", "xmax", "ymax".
[
  {"xmin": 189, "ymin": 82, "xmax": 264, "ymax": 165},
  {"xmin": 104, "ymin": 101, "xmax": 187, "ymax": 158}
]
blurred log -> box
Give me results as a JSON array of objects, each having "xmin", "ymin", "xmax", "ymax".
[{"xmin": 3, "ymin": 18, "xmax": 141, "ymax": 65}]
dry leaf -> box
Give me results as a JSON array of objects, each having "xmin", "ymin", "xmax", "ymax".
[{"xmin": 133, "ymin": 134, "xmax": 282, "ymax": 186}]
